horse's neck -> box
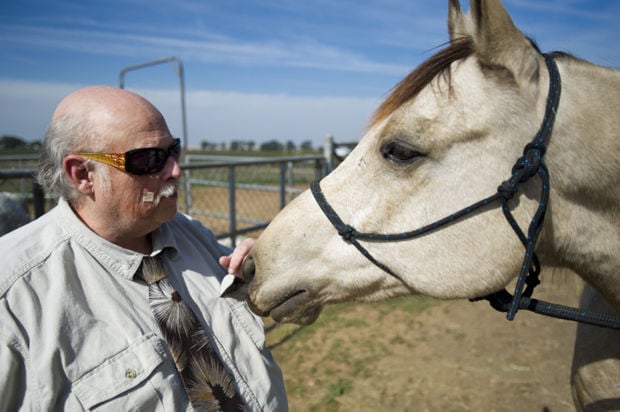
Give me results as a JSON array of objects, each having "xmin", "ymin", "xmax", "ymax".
[{"xmin": 546, "ymin": 57, "xmax": 620, "ymax": 310}]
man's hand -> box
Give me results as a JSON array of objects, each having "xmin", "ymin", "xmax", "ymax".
[{"xmin": 219, "ymin": 238, "xmax": 255, "ymax": 280}]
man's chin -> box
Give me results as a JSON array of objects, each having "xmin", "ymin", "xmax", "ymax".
[
  {"xmin": 160, "ymin": 192, "xmax": 178, "ymax": 202},
  {"xmin": 154, "ymin": 195, "xmax": 178, "ymax": 219}
]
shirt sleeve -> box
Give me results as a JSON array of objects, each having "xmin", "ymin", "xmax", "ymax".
[{"xmin": 0, "ymin": 301, "xmax": 29, "ymax": 411}]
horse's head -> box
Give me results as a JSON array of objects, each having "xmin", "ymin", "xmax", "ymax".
[{"xmin": 244, "ymin": 0, "xmax": 619, "ymax": 324}]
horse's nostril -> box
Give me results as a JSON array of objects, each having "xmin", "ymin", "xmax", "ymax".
[{"xmin": 241, "ymin": 255, "xmax": 256, "ymax": 282}]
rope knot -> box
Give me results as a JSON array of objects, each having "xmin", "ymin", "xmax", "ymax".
[
  {"xmin": 512, "ymin": 144, "xmax": 544, "ymax": 183},
  {"xmin": 498, "ymin": 144, "xmax": 546, "ymax": 200},
  {"xmin": 338, "ymin": 225, "xmax": 357, "ymax": 242},
  {"xmin": 497, "ymin": 180, "xmax": 517, "ymax": 200}
]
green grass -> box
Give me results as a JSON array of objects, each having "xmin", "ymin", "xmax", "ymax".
[{"xmin": 265, "ymin": 295, "xmax": 440, "ymax": 411}]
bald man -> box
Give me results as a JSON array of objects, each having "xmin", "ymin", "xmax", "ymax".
[{"xmin": 0, "ymin": 86, "xmax": 287, "ymax": 411}]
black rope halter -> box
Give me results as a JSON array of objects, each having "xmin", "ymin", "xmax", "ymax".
[{"xmin": 311, "ymin": 54, "xmax": 620, "ymax": 330}]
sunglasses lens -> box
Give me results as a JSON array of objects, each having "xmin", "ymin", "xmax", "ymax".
[
  {"xmin": 126, "ymin": 148, "xmax": 167, "ymax": 175},
  {"xmin": 125, "ymin": 139, "xmax": 181, "ymax": 175},
  {"xmin": 169, "ymin": 139, "xmax": 181, "ymax": 159}
]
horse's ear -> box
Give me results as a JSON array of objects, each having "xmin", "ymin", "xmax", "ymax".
[
  {"xmin": 448, "ymin": 0, "xmax": 468, "ymax": 41},
  {"xmin": 468, "ymin": 0, "xmax": 539, "ymax": 85}
]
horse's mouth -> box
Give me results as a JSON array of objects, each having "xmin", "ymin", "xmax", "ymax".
[{"xmin": 249, "ymin": 288, "xmax": 322, "ymax": 325}]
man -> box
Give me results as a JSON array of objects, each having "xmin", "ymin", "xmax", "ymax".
[{"xmin": 0, "ymin": 86, "xmax": 287, "ymax": 411}]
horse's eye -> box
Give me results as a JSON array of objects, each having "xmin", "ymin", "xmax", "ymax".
[{"xmin": 380, "ymin": 142, "xmax": 422, "ymax": 164}]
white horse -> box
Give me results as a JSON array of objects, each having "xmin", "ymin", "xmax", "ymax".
[{"xmin": 243, "ymin": 0, "xmax": 619, "ymax": 409}]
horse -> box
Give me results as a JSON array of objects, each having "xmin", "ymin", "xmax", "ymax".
[
  {"xmin": 0, "ymin": 192, "xmax": 31, "ymax": 236},
  {"xmin": 242, "ymin": 0, "xmax": 620, "ymax": 409}
]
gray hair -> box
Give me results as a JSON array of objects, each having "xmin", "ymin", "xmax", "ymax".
[{"xmin": 37, "ymin": 114, "xmax": 107, "ymax": 203}]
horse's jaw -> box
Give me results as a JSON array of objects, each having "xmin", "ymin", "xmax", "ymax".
[
  {"xmin": 245, "ymin": 249, "xmax": 415, "ymax": 325},
  {"xmin": 247, "ymin": 276, "xmax": 323, "ymax": 325},
  {"xmin": 243, "ymin": 254, "xmax": 323, "ymax": 325}
]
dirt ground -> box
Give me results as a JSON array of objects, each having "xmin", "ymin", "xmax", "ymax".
[{"xmin": 267, "ymin": 274, "xmax": 584, "ymax": 411}]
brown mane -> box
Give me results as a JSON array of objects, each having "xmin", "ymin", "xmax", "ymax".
[{"xmin": 371, "ymin": 37, "xmax": 474, "ymax": 127}]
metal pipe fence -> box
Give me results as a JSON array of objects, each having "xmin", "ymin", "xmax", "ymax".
[
  {"xmin": 0, "ymin": 155, "xmax": 327, "ymax": 246},
  {"xmin": 181, "ymin": 155, "xmax": 326, "ymax": 246},
  {"xmin": 0, "ymin": 134, "xmax": 360, "ymax": 243}
]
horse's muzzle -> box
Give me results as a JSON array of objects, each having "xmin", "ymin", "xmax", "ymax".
[{"xmin": 240, "ymin": 255, "xmax": 256, "ymax": 283}]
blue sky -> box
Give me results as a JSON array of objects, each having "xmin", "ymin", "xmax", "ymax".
[{"xmin": 1, "ymin": 0, "xmax": 618, "ymax": 148}]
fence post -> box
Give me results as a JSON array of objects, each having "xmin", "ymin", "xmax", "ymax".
[
  {"xmin": 278, "ymin": 163, "xmax": 287, "ymax": 209},
  {"xmin": 287, "ymin": 161, "xmax": 294, "ymax": 205},
  {"xmin": 314, "ymin": 158, "xmax": 324, "ymax": 181},
  {"xmin": 32, "ymin": 180, "xmax": 45, "ymax": 218},
  {"xmin": 228, "ymin": 165, "xmax": 237, "ymax": 247},
  {"xmin": 183, "ymin": 157, "xmax": 192, "ymax": 214},
  {"xmin": 323, "ymin": 133, "xmax": 334, "ymax": 174}
]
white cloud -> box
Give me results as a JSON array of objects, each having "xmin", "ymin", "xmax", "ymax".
[
  {"xmin": 0, "ymin": 79, "xmax": 379, "ymax": 147},
  {"xmin": 0, "ymin": 79, "xmax": 83, "ymax": 140},
  {"xmin": 137, "ymin": 88, "xmax": 380, "ymax": 147},
  {"xmin": 0, "ymin": 24, "xmax": 410, "ymax": 76}
]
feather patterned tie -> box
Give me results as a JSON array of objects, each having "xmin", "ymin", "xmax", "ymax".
[{"xmin": 140, "ymin": 255, "xmax": 246, "ymax": 411}]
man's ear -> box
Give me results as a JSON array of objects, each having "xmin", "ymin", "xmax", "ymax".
[{"xmin": 63, "ymin": 155, "xmax": 95, "ymax": 195}]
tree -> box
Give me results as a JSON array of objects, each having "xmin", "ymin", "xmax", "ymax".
[
  {"xmin": 300, "ymin": 140, "xmax": 314, "ymax": 151},
  {"xmin": 230, "ymin": 140, "xmax": 242, "ymax": 151},
  {"xmin": 0, "ymin": 135, "xmax": 27, "ymax": 149},
  {"xmin": 260, "ymin": 140, "xmax": 283, "ymax": 152}
]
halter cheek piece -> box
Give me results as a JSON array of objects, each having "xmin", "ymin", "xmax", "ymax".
[{"xmin": 311, "ymin": 54, "xmax": 620, "ymax": 330}]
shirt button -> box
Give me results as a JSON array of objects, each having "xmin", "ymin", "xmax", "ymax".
[{"xmin": 126, "ymin": 368, "xmax": 138, "ymax": 379}]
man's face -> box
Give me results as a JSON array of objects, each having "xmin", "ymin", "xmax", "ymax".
[{"xmin": 90, "ymin": 106, "xmax": 181, "ymax": 236}]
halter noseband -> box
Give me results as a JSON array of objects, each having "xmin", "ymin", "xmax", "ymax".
[{"xmin": 311, "ymin": 54, "xmax": 620, "ymax": 330}]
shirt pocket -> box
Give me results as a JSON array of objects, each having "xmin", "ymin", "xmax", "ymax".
[{"xmin": 72, "ymin": 334, "xmax": 170, "ymax": 410}]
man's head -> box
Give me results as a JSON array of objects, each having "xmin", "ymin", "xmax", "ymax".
[{"xmin": 38, "ymin": 85, "xmax": 181, "ymax": 248}]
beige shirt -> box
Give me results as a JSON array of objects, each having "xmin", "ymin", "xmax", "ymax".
[{"xmin": 0, "ymin": 198, "xmax": 287, "ymax": 411}]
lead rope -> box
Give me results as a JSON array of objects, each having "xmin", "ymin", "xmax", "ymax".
[{"xmin": 312, "ymin": 54, "xmax": 620, "ymax": 330}]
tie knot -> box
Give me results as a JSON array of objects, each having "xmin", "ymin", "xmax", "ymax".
[{"xmin": 140, "ymin": 255, "xmax": 167, "ymax": 284}]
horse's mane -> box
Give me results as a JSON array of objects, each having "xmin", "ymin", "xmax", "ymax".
[
  {"xmin": 370, "ymin": 36, "xmax": 592, "ymax": 129},
  {"xmin": 371, "ymin": 37, "xmax": 474, "ymax": 127}
]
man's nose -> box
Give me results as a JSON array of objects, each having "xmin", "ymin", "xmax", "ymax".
[{"xmin": 163, "ymin": 156, "xmax": 182, "ymax": 179}]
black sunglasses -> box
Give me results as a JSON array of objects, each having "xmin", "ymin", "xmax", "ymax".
[{"xmin": 78, "ymin": 138, "xmax": 181, "ymax": 175}]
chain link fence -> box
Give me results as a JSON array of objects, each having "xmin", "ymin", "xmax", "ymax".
[{"xmin": 181, "ymin": 155, "xmax": 327, "ymax": 246}]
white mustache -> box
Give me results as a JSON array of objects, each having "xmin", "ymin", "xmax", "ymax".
[
  {"xmin": 158, "ymin": 183, "xmax": 177, "ymax": 199},
  {"xmin": 143, "ymin": 184, "xmax": 177, "ymax": 206}
]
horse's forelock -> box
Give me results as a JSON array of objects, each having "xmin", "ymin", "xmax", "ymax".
[{"xmin": 371, "ymin": 37, "xmax": 475, "ymax": 128}]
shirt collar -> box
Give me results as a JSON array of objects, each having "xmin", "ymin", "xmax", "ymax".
[
  {"xmin": 150, "ymin": 221, "xmax": 178, "ymax": 258},
  {"xmin": 56, "ymin": 198, "xmax": 179, "ymax": 280}
]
